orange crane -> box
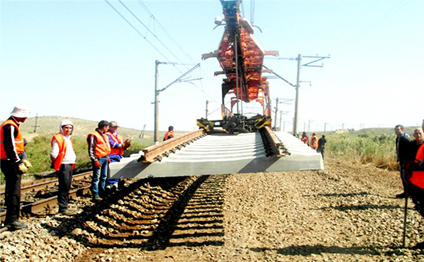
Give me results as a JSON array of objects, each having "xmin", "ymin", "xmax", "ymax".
[{"xmin": 199, "ymin": 0, "xmax": 278, "ymax": 134}]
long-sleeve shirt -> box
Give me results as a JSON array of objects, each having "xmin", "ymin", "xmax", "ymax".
[
  {"xmin": 1, "ymin": 117, "xmax": 22, "ymax": 163},
  {"xmin": 50, "ymin": 135, "xmax": 76, "ymax": 164}
]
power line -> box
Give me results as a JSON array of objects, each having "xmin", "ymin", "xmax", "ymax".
[
  {"xmin": 117, "ymin": 0, "xmax": 184, "ymax": 65},
  {"xmin": 104, "ymin": 0, "xmax": 171, "ymax": 61}
]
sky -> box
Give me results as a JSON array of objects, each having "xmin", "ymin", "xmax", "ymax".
[{"xmin": 1, "ymin": 0, "xmax": 423, "ymax": 133}]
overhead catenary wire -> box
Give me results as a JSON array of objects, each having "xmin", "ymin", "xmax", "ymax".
[{"xmin": 104, "ymin": 0, "xmax": 171, "ymax": 61}]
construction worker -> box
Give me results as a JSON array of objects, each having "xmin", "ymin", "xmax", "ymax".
[
  {"xmin": 163, "ymin": 126, "xmax": 174, "ymax": 141},
  {"xmin": 0, "ymin": 104, "xmax": 32, "ymax": 230},
  {"xmin": 317, "ymin": 135, "xmax": 327, "ymax": 159},
  {"xmin": 105, "ymin": 121, "xmax": 130, "ymax": 190},
  {"xmin": 50, "ymin": 120, "xmax": 77, "ymax": 215},
  {"xmin": 310, "ymin": 133, "xmax": 318, "ymax": 149},
  {"xmin": 395, "ymin": 124, "xmax": 412, "ymax": 198},
  {"xmin": 105, "ymin": 121, "xmax": 131, "ymax": 163},
  {"xmin": 87, "ymin": 120, "xmax": 111, "ymax": 201},
  {"xmin": 300, "ymin": 132, "xmax": 309, "ymax": 145},
  {"xmin": 405, "ymin": 128, "xmax": 424, "ymax": 249}
]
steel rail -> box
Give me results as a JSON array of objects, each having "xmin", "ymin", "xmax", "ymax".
[
  {"xmin": 0, "ymin": 171, "xmax": 92, "ymax": 197},
  {"xmin": 142, "ymin": 129, "xmax": 206, "ymax": 163},
  {"xmin": 0, "ymin": 186, "xmax": 91, "ymax": 224}
]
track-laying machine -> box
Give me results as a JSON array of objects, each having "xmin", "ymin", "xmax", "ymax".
[{"xmin": 198, "ymin": 0, "xmax": 279, "ymax": 134}]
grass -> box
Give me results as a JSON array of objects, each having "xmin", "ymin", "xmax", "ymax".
[{"xmin": 325, "ymin": 131, "xmax": 400, "ymax": 170}]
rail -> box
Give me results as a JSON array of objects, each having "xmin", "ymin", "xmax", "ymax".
[{"xmin": 141, "ymin": 129, "xmax": 206, "ymax": 163}]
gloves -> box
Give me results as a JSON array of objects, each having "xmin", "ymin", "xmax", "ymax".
[
  {"xmin": 22, "ymin": 159, "xmax": 32, "ymax": 168},
  {"xmin": 94, "ymin": 161, "xmax": 101, "ymax": 168},
  {"xmin": 122, "ymin": 139, "xmax": 131, "ymax": 150},
  {"xmin": 18, "ymin": 162, "xmax": 28, "ymax": 174}
]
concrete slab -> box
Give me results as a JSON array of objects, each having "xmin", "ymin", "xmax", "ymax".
[{"xmin": 110, "ymin": 131, "xmax": 323, "ymax": 179}]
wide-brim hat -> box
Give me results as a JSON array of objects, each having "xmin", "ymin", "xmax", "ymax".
[
  {"xmin": 109, "ymin": 121, "xmax": 119, "ymax": 127},
  {"xmin": 10, "ymin": 104, "xmax": 31, "ymax": 118}
]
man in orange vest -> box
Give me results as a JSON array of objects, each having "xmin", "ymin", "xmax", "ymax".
[
  {"xmin": 0, "ymin": 104, "xmax": 32, "ymax": 230},
  {"xmin": 405, "ymin": 127, "xmax": 424, "ymax": 249},
  {"xmin": 50, "ymin": 120, "xmax": 77, "ymax": 215},
  {"xmin": 300, "ymin": 132, "xmax": 309, "ymax": 145},
  {"xmin": 87, "ymin": 120, "xmax": 111, "ymax": 201},
  {"xmin": 163, "ymin": 125, "xmax": 174, "ymax": 141},
  {"xmin": 310, "ymin": 133, "xmax": 318, "ymax": 149},
  {"xmin": 105, "ymin": 121, "xmax": 130, "ymax": 163}
]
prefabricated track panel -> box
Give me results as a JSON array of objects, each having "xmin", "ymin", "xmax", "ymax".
[{"xmin": 110, "ymin": 131, "xmax": 323, "ymax": 179}]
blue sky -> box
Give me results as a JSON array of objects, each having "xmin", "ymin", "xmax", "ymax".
[{"xmin": 1, "ymin": 0, "xmax": 423, "ymax": 133}]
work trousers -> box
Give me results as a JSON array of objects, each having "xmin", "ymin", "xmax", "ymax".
[
  {"xmin": 0, "ymin": 159, "xmax": 22, "ymax": 224},
  {"xmin": 400, "ymin": 163, "xmax": 407, "ymax": 193},
  {"xmin": 410, "ymin": 183, "xmax": 424, "ymax": 218},
  {"xmin": 57, "ymin": 164, "xmax": 73, "ymax": 212},
  {"xmin": 91, "ymin": 156, "xmax": 109, "ymax": 198}
]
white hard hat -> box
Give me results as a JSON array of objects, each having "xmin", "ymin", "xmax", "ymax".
[{"xmin": 10, "ymin": 104, "xmax": 31, "ymax": 118}]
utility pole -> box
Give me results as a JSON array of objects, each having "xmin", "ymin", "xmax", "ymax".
[
  {"xmin": 32, "ymin": 113, "xmax": 40, "ymax": 133},
  {"xmin": 139, "ymin": 124, "xmax": 146, "ymax": 138},
  {"xmin": 279, "ymin": 110, "xmax": 283, "ymax": 132},
  {"xmin": 308, "ymin": 119, "xmax": 312, "ymax": 134},
  {"xmin": 153, "ymin": 61, "xmax": 201, "ymax": 144},
  {"xmin": 324, "ymin": 123, "xmax": 327, "ymax": 134},
  {"xmin": 274, "ymin": 98, "xmax": 279, "ymax": 130},
  {"xmin": 154, "ymin": 60, "xmax": 161, "ymax": 144},
  {"xmin": 293, "ymin": 54, "xmax": 302, "ymax": 136},
  {"xmin": 205, "ymin": 100, "xmax": 209, "ymax": 119}
]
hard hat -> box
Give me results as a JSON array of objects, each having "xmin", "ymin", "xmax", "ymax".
[
  {"xmin": 61, "ymin": 119, "xmax": 74, "ymax": 127},
  {"xmin": 10, "ymin": 104, "xmax": 31, "ymax": 118},
  {"xmin": 109, "ymin": 121, "xmax": 119, "ymax": 127}
]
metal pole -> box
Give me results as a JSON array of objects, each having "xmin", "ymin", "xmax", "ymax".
[
  {"xmin": 205, "ymin": 100, "xmax": 209, "ymax": 119},
  {"xmin": 274, "ymin": 98, "xmax": 279, "ymax": 130},
  {"xmin": 279, "ymin": 110, "xmax": 283, "ymax": 132},
  {"xmin": 154, "ymin": 60, "xmax": 160, "ymax": 144},
  {"xmin": 293, "ymin": 54, "xmax": 301, "ymax": 135}
]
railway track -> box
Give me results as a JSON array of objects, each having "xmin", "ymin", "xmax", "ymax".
[{"xmin": 0, "ymin": 171, "xmax": 93, "ymax": 224}]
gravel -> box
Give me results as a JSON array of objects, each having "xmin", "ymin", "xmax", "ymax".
[{"xmin": 2, "ymin": 158, "xmax": 424, "ymax": 261}]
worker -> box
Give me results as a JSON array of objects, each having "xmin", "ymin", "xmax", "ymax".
[
  {"xmin": 163, "ymin": 126, "xmax": 174, "ymax": 141},
  {"xmin": 310, "ymin": 133, "xmax": 318, "ymax": 149},
  {"xmin": 300, "ymin": 132, "xmax": 309, "ymax": 145},
  {"xmin": 317, "ymin": 135, "xmax": 327, "ymax": 159},
  {"xmin": 105, "ymin": 121, "xmax": 131, "ymax": 163},
  {"xmin": 105, "ymin": 121, "xmax": 130, "ymax": 190},
  {"xmin": 50, "ymin": 120, "xmax": 77, "ymax": 215},
  {"xmin": 405, "ymin": 128, "xmax": 424, "ymax": 250},
  {"xmin": 394, "ymin": 124, "xmax": 411, "ymax": 199},
  {"xmin": 0, "ymin": 104, "xmax": 32, "ymax": 230},
  {"xmin": 87, "ymin": 120, "xmax": 111, "ymax": 201}
]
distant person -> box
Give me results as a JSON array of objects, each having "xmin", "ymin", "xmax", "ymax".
[
  {"xmin": 0, "ymin": 104, "xmax": 32, "ymax": 230},
  {"xmin": 105, "ymin": 121, "xmax": 131, "ymax": 163},
  {"xmin": 310, "ymin": 133, "xmax": 318, "ymax": 149},
  {"xmin": 300, "ymin": 132, "xmax": 309, "ymax": 145},
  {"xmin": 50, "ymin": 119, "xmax": 77, "ymax": 215},
  {"xmin": 163, "ymin": 126, "xmax": 174, "ymax": 141},
  {"xmin": 317, "ymin": 135, "xmax": 327, "ymax": 159},
  {"xmin": 87, "ymin": 120, "xmax": 111, "ymax": 201},
  {"xmin": 394, "ymin": 124, "xmax": 411, "ymax": 198}
]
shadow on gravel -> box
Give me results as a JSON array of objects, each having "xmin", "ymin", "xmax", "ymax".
[
  {"xmin": 251, "ymin": 244, "xmax": 378, "ymax": 256},
  {"xmin": 330, "ymin": 204, "xmax": 401, "ymax": 211},
  {"xmin": 41, "ymin": 174, "xmax": 227, "ymax": 253}
]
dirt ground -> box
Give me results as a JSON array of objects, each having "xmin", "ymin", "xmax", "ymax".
[{"xmin": 2, "ymin": 157, "xmax": 424, "ymax": 261}]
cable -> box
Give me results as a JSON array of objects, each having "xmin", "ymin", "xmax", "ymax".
[
  {"xmin": 104, "ymin": 0, "xmax": 170, "ymax": 61},
  {"xmin": 118, "ymin": 0, "xmax": 184, "ymax": 65}
]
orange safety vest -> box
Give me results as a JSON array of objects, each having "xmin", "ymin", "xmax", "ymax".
[
  {"xmin": 164, "ymin": 131, "xmax": 174, "ymax": 141},
  {"xmin": 301, "ymin": 137, "xmax": 308, "ymax": 144},
  {"xmin": 0, "ymin": 119, "xmax": 24, "ymax": 159},
  {"xmin": 107, "ymin": 131, "xmax": 124, "ymax": 156},
  {"xmin": 87, "ymin": 131, "xmax": 111, "ymax": 158},
  {"xmin": 310, "ymin": 136, "xmax": 318, "ymax": 149},
  {"xmin": 51, "ymin": 133, "xmax": 74, "ymax": 171},
  {"xmin": 415, "ymin": 143, "xmax": 424, "ymax": 164}
]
